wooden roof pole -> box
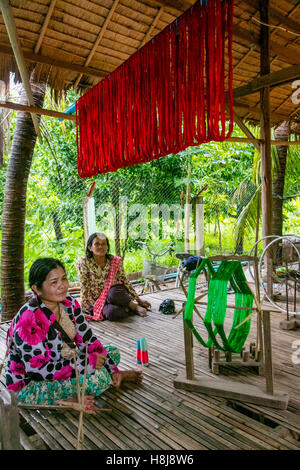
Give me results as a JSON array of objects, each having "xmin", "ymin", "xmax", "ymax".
[
  {"xmin": 0, "ymin": 0, "xmax": 42, "ymax": 140},
  {"xmin": 0, "ymin": 44, "xmax": 105, "ymax": 79},
  {"xmin": 259, "ymin": 0, "xmax": 273, "ymax": 304},
  {"xmin": 34, "ymin": 0, "xmax": 57, "ymax": 54},
  {"xmin": 140, "ymin": 7, "xmax": 164, "ymax": 48},
  {"xmin": 226, "ymin": 103, "xmax": 260, "ymax": 152},
  {"xmin": 73, "ymin": 0, "xmax": 119, "ymax": 89}
]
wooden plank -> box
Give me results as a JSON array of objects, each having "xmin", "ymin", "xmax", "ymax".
[{"xmin": 174, "ymin": 372, "xmax": 289, "ymax": 409}]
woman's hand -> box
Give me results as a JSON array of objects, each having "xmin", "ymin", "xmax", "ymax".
[
  {"xmin": 95, "ymin": 353, "xmax": 107, "ymax": 369},
  {"xmin": 138, "ymin": 298, "xmax": 151, "ymax": 309},
  {"xmin": 111, "ymin": 372, "xmax": 122, "ymax": 388}
]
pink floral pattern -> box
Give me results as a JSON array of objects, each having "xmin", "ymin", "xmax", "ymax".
[
  {"xmin": 53, "ymin": 365, "xmax": 73, "ymax": 381},
  {"xmin": 9, "ymin": 360, "xmax": 26, "ymax": 376},
  {"xmin": 29, "ymin": 345, "xmax": 51, "ymax": 369},
  {"xmin": 88, "ymin": 340, "xmax": 106, "ymax": 368},
  {"xmin": 74, "ymin": 333, "xmax": 83, "ymax": 347},
  {"xmin": 16, "ymin": 309, "xmax": 51, "ymax": 345},
  {"xmin": 8, "ymin": 380, "xmax": 26, "ymax": 392},
  {"xmin": 5, "ymin": 294, "xmax": 120, "ymax": 393}
]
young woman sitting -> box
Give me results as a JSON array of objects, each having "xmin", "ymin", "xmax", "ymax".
[{"xmin": 5, "ymin": 257, "xmax": 142, "ymax": 406}]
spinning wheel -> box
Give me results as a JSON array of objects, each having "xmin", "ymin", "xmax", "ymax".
[
  {"xmin": 174, "ymin": 256, "xmax": 289, "ymax": 410},
  {"xmin": 184, "ymin": 259, "xmax": 253, "ymax": 353}
]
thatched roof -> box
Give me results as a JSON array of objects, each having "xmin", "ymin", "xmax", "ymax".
[{"xmin": 0, "ymin": 0, "xmax": 300, "ymax": 127}]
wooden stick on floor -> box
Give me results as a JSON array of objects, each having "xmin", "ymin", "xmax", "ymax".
[{"xmin": 77, "ymin": 342, "xmax": 88, "ymax": 450}]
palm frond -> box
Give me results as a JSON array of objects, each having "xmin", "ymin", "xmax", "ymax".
[{"xmin": 234, "ymin": 187, "xmax": 261, "ymax": 244}]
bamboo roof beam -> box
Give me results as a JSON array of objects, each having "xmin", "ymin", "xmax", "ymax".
[
  {"xmin": 232, "ymin": 64, "xmax": 300, "ymax": 99},
  {"xmin": 139, "ymin": 6, "xmax": 164, "ymax": 48},
  {"xmin": 34, "ymin": 0, "xmax": 57, "ymax": 54},
  {"xmin": 233, "ymin": 24, "xmax": 300, "ymax": 65},
  {"xmin": 241, "ymin": 0, "xmax": 300, "ymax": 35},
  {"xmin": 73, "ymin": 0, "xmax": 119, "ymax": 89},
  {"xmin": 145, "ymin": 0, "xmax": 192, "ymax": 12},
  {"xmin": 239, "ymin": 1, "xmax": 300, "ymax": 115},
  {"xmin": 0, "ymin": 0, "xmax": 42, "ymax": 140},
  {"xmin": 0, "ymin": 44, "xmax": 106, "ymax": 79}
]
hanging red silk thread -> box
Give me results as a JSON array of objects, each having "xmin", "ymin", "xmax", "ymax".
[{"xmin": 76, "ymin": 0, "xmax": 234, "ymax": 177}]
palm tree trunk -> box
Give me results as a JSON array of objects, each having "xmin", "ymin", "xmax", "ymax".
[
  {"xmin": 1, "ymin": 82, "xmax": 45, "ymax": 320},
  {"xmin": 0, "ymin": 119, "xmax": 3, "ymax": 166},
  {"xmin": 272, "ymin": 121, "xmax": 289, "ymax": 238}
]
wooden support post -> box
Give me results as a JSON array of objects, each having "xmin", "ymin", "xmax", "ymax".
[
  {"xmin": 254, "ymin": 257, "xmax": 264, "ymax": 361},
  {"xmin": 83, "ymin": 197, "xmax": 97, "ymax": 247},
  {"xmin": 259, "ymin": 0, "xmax": 273, "ymax": 297},
  {"xmin": 194, "ymin": 196, "xmax": 205, "ymax": 256},
  {"xmin": 183, "ymin": 305, "xmax": 194, "ymax": 380},
  {"xmin": 184, "ymin": 158, "xmax": 192, "ymax": 252},
  {"xmin": 262, "ymin": 310, "xmax": 274, "ymax": 395}
]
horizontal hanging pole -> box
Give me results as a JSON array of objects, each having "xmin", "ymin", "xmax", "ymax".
[
  {"xmin": 0, "ymin": 101, "xmax": 76, "ymax": 121},
  {"xmin": 1, "ymin": 102, "xmax": 299, "ymax": 145}
]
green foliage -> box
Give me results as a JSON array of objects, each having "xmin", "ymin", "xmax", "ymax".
[{"xmin": 1, "ymin": 87, "xmax": 299, "ymax": 289}]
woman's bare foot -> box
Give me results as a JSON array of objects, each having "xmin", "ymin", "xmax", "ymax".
[
  {"xmin": 129, "ymin": 301, "xmax": 148, "ymax": 317},
  {"xmin": 135, "ymin": 305, "xmax": 147, "ymax": 317},
  {"xmin": 112, "ymin": 370, "xmax": 143, "ymax": 388}
]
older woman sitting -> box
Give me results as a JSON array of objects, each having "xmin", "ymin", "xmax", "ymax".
[{"xmin": 76, "ymin": 232, "xmax": 151, "ymax": 321}]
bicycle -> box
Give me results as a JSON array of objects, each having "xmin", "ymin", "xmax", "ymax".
[{"xmin": 135, "ymin": 241, "xmax": 174, "ymax": 293}]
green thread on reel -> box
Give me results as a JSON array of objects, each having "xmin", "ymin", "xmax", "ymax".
[{"xmin": 184, "ymin": 259, "xmax": 253, "ymax": 353}]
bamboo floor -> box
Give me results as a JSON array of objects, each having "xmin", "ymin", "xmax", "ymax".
[{"xmin": 0, "ymin": 280, "xmax": 300, "ymax": 450}]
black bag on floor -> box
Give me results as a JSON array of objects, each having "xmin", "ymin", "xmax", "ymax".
[{"xmin": 159, "ymin": 299, "xmax": 175, "ymax": 315}]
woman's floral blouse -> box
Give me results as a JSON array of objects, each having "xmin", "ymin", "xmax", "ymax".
[
  {"xmin": 5, "ymin": 294, "xmax": 119, "ymax": 393},
  {"xmin": 76, "ymin": 255, "xmax": 138, "ymax": 313}
]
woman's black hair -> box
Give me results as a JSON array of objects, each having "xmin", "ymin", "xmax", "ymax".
[
  {"xmin": 86, "ymin": 232, "xmax": 111, "ymax": 259},
  {"xmin": 29, "ymin": 258, "xmax": 66, "ymax": 290}
]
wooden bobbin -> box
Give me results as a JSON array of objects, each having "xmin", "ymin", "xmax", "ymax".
[
  {"xmin": 256, "ymin": 350, "xmax": 263, "ymax": 362},
  {"xmin": 225, "ymin": 351, "xmax": 232, "ymax": 362},
  {"xmin": 250, "ymin": 342, "xmax": 256, "ymax": 356},
  {"xmin": 214, "ymin": 350, "xmax": 220, "ymax": 362},
  {"xmin": 242, "ymin": 350, "xmax": 250, "ymax": 362}
]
